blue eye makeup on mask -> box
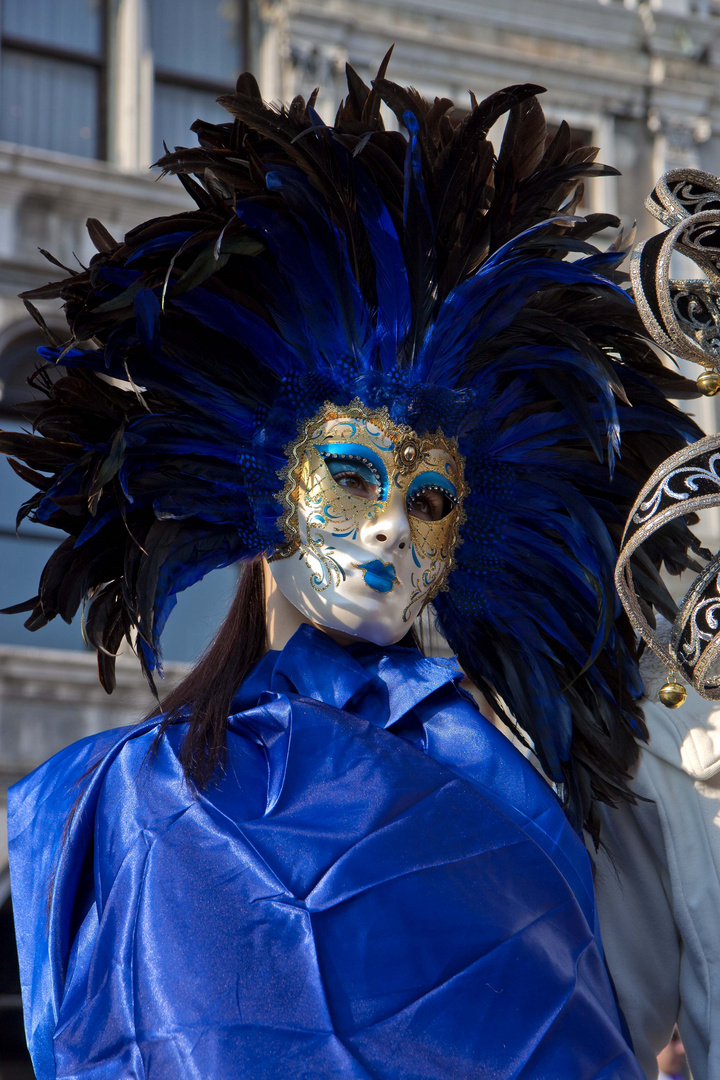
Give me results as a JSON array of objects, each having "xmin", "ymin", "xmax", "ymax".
[
  {"xmin": 406, "ymin": 471, "xmax": 458, "ymax": 519},
  {"xmin": 407, "ymin": 471, "xmax": 457, "ymax": 501},
  {"xmin": 316, "ymin": 443, "xmax": 388, "ymax": 499},
  {"xmin": 326, "ymin": 458, "xmax": 380, "ymax": 492}
]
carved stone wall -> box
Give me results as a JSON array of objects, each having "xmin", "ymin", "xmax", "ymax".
[{"xmin": 286, "ymin": 0, "xmax": 720, "ymax": 236}]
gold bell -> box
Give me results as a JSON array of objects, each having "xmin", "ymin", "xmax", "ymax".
[
  {"xmin": 697, "ymin": 370, "xmax": 720, "ymax": 396},
  {"xmin": 658, "ymin": 673, "xmax": 687, "ymax": 709}
]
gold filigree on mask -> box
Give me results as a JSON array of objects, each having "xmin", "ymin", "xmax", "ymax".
[{"xmin": 272, "ymin": 400, "xmax": 467, "ymax": 604}]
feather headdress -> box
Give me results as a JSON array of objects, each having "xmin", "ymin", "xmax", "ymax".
[{"xmin": 0, "ymin": 55, "xmax": 704, "ymax": 839}]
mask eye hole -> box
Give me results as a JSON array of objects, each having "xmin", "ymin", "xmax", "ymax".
[
  {"xmin": 407, "ymin": 487, "xmax": 455, "ymax": 522},
  {"xmin": 325, "ymin": 456, "xmax": 380, "ymax": 501}
]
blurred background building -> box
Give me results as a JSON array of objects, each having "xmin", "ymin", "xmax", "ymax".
[{"xmin": 1, "ymin": 0, "xmax": 719, "ymax": 1074}]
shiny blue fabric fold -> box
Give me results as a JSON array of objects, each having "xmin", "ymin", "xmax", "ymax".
[{"xmin": 9, "ymin": 625, "xmax": 643, "ymax": 1079}]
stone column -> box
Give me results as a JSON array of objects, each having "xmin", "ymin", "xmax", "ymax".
[
  {"xmin": 252, "ymin": 0, "xmax": 291, "ymax": 103},
  {"xmin": 107, "ymin": 0, "xmax": 154, "ymax": 171}
]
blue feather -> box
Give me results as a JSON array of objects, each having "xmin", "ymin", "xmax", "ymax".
[
  {"xmin": 420, "ymin": 257, "xmax": 631, "ymax": 386},
  {"xmin": 402, "ymin": 111, "xmax": 433, "ymax": 231},
  {"xmin": 235, "ymin": 202, "xmax": 346, "ymax": 370},
  {"xmin": 134, "ymin": 289, "xmax": 162, "ymax": 353},
  {"xmin": 98, "ymin": 268, "xmax": 141, "ymax": 287},
  {"xmin": 126, "ymin": 232, "xmax": 195, "ymax": 263},
  {"xmin": 142, "ymin": 527, "xmax": 245, "ymax": 655},
  {"xmin": 264, "ymin": 168, "xmax": 376, "ymax": 371},
  {"xmin": 353, "ymin": 163, "xmax": 412, "ymax": 370},
  {"xmin": 170, "ymin": 288, "xmax": 302, "ymax": 378}
]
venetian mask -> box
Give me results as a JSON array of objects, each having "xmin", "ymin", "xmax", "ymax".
[{"xmin": 268, "ymin": 401, "xmax": 466, "ymax": 645}]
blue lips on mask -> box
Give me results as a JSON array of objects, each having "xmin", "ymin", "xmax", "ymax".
[{"xmin": 354, "ymin": 560, "xmax": 398, "ymax": 593}]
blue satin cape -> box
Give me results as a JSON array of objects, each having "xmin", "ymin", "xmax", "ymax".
[{"xmin": 9, "ymin": 625, "xmax": 643, "ymax": 1079}]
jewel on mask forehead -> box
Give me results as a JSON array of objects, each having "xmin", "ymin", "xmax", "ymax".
[{"xmin": 397, "ymin": 435, "xmax": 421, "ymax": 471}]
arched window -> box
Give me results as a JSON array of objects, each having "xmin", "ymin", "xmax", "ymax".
[{"xmin": 0, "ymin": 329, "xmax": 45, "ymax": 417}]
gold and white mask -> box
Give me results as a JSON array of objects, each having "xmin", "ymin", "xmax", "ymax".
[{"xmin": 269, "ymin": 402, "xmax": 467, "ymax": 645}]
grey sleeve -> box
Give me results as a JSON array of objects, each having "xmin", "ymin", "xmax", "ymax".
[{"xmin": 594, "ymin": 769, "xmax": 681, "ymax": 1080}]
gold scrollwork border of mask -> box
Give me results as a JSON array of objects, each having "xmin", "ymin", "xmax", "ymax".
[{"xmin": 270, "ymin": 399, "xmax": 468, "ymax": 599}]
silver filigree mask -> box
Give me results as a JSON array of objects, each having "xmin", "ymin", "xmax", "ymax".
[
  {"xmin": 619, "ymin": 168, "xmax": 720, "ymax": 704},
  {"xmin": 268, "ymin": 401, "xmax": 467, "ymax": 645}
]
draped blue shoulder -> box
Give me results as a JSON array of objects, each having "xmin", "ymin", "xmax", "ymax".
[{"xmin": 9, "ymin": 625, "xmax": 642, "ymax": 1079}]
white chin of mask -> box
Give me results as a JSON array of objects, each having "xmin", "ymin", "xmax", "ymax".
[{"xmin": 268, "ymin": 536, "xmax": 421, "ymax": 646}]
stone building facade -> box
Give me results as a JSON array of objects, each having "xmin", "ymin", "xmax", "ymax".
[{"xmin": 1, "ymin": 0, "xmax": 720, "ymax": 1073}]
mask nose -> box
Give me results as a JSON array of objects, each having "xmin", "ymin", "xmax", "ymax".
[{"xmin": 361, "ymin": 490, "xmax": 411, "ymax": 553}]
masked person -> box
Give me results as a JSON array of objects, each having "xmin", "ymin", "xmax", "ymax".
[
  {"xmin": 1, "ymin": 59, "xmax": 704, "ymax": 1080},
  {"xmin": 657, "ymin": 1031, "xmax": 688, "ymax": 1080}
]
